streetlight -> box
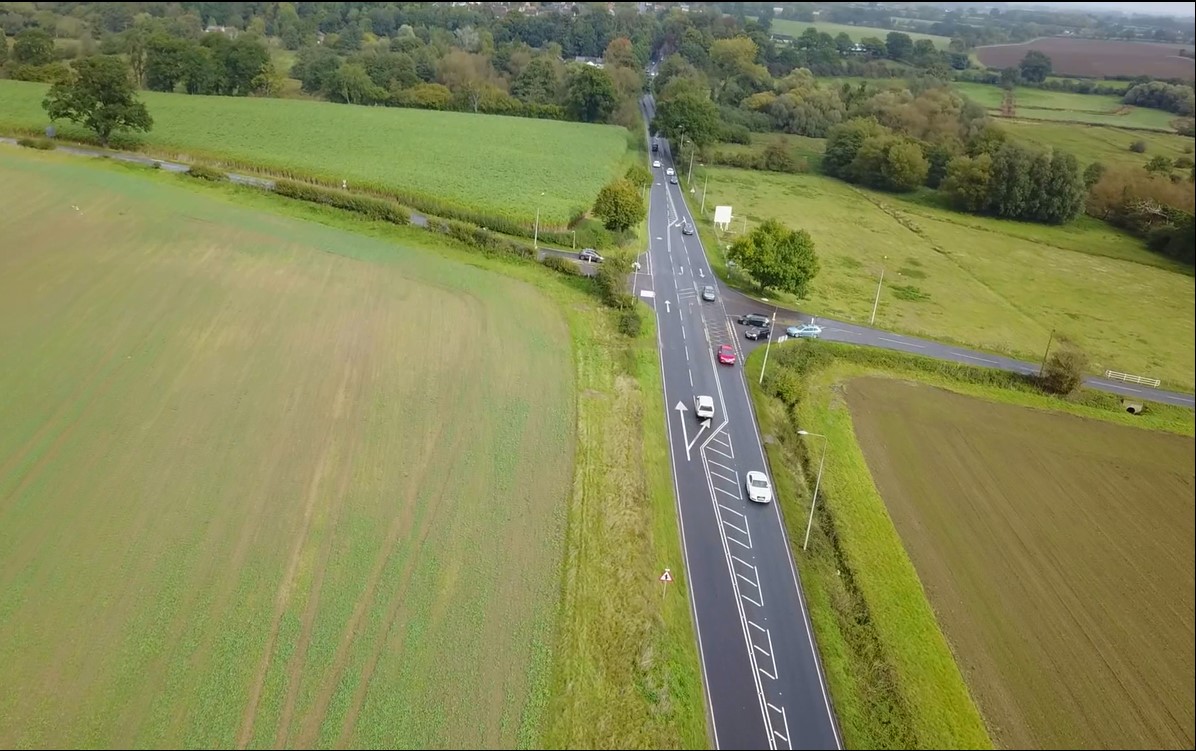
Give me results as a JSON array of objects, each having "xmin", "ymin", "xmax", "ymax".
[
  {"xmin": 700, "ymin": 172, "xmax": 709, "ymax": 214},
  {"xmin": 869, "ymin": 265, "xmax": 885, "ymax": 326},
  {"xmin": 572, "ymin": 230, "xmax": 577, "ymax": 250},
  {"xmin": 687, "ymin": 148, "xmax": 695, "ymax": 185},
  {"xmin": 533, "ymin": 190, "xmax": 545, "ymax": 249},
  {"xmin": 797, "ymin": 429, "xmax": 828, "ymax": 552},
  {"xmin": 758, "ymin": 298, "xmax": 780, "ymax": 386}
]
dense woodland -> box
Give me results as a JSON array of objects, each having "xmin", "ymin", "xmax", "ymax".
[{"xmin": 1, "ymin": 1, "xmax": 1192, "ymax": 260}]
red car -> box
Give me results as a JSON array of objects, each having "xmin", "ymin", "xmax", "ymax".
[{"xmin": 717, "ymin": 344, "xmax": 736, "ymax": 365}]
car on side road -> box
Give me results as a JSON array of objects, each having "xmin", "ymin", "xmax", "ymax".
[
  {"xmin": 745, "ymin": 325, "xmax": 771, "ymax": 341},
  {"xmin": 786, "ymin": 323, "xmax": 822, "ymax": 338},
  {"xmin": 694, "ymin": 394, "xmax": 715, "ymax": 420},
  {"xmin": 652, "ymin": 159, "xmax": 662, "ymax": 168},
  {"xmin": 737, "ymin": 313, "xmax": 770, "ymax": 328},
  {"xmin": 745, "ymin": 471, "xmax": 773, "ymax": 504},
  {"xmin": 578, "ymin": 248, "xmax": 604, "ymax": 263},
  {"xmin": 701, "ymin": 285, "xmax": 716, "ymax": 302},
  {"xmin": 717, "ymin": 344, "xmax": 736, "ymax": 365}
]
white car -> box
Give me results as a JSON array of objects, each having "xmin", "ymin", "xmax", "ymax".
[
  {"xmin": 745, "ymin": 471, "xmax": 773, "ymax": 504},
  {"xmin": 693, "ymin": 394, "xmax": 714, "ymax": 421},
  {"xmin": 666, "ymin": 167, "xmax": 675, "ymax": 176},
  {"xmin": 652, "ymin": 159, "xmax": 662, "ymax": 169}
]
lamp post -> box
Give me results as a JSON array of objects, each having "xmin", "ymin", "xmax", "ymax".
[
  {"xmin": 758, "ymin": 299, "xmax": 780, "ymax": 386},
  {"xmin": 869, "ymin": 266, "xmax": 885, "ymax": 326},
  {"xmin": 700, "ymin": 172, "xmax": 709, "ymax": 214},
  {"xmin": 533, "ymin": 190, "xmax": 545, "ymax": 249},
  {"xmin": 687, "ymin": 148, "xmax": 695, "ymax": 185},
  {"xmin": 797, "ymin": 430, "xmax": 828, "ymax": 551},
  {"xmin": 572, "ymin": 230, "xmax": 577, "ymax": 250}
]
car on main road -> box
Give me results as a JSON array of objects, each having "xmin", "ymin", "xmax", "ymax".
[
  {"xmin": 701, "ymin": 285, "xmax": 716, "ymax": 302},
  {"xmin": 652, "ymin": 139, "xmax": 659, "ymax": 152},
  {"xmin": 681, "ymin": 219, "xmax": 694, "ymax": 235},
  {"xmin": 745, "ymin": 471, "xmax": 773, "ymax": 504},
  {"xmin": 717, "ymin": 344, "xmax": 736, "ymax": 365},
  {"xmin": 745, "ymin": 324, "xmax": 771, "ymax": 341},
  {"xmin": 578, "ymin": 248, "xmax": 604, "ymax": 263},
  {"xmin": 652, "ymin": 159, "xmax": 662, "ymax": 168},
  {"xmin": 669, "ymin": 174, "xmax": 679, "ymax": 184},
  {"xmin": 737, "ymin": 313, "xmax": 770, "ymax": 328},
  {"xmin": 666, "ymin": 167, "xmax": 675, "ymax": 176},
  {"xmin": 786, "ymin": 323, "xmax": 822, "ymax": 338},
  {"xmin": 694, "ymin": 394, "xmax": 715, "ymax": 420}
]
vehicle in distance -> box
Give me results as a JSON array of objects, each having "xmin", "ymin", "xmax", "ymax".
[
  {"xmin": 737, "ymin": 313, "xmax": 770, "ymax": 327},
  {"xmin": 652, "ymin": 139, "xmax": 659, "ymax": 152},
  {"xmin": 578, "ymin": 248, "xmax": 604, "ymax": 263},
  {"xmin": 681, "ymin": 220, "xmax": 694, "ymax": 235},
  {"xmin": 745, "ymin": 325, "xmax": 771, "ymax": 341},
  {"xmin": 666, "ymin": 167, "xmax": 675, "ymax": 176},
  {"xmin": 717, "ymin": 344, "xmax": 736, "ymax": 365},
  {"xmin": 786, "ymin": 323, "xmax": 822, "ymax": 338},
  {"xmin": 701, "ymin": 285, "xmax": 716, "ymax": 302},
  {"xmin": 652, "ymin": 159, "xmax": 662, "ymax": 168},
  {"xmin": 669, "ymin": 174, "xmax": 679, "ymax": 184},
  {"xmin": 694, "ymin": 394, "xmax": 715, "ymax": 420},
  {"xmin": 745, "ymin": 471, "xmax": 773, "ymax": 504}
]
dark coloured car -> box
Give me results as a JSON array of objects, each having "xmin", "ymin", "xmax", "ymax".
[
  {"xmin": 578, "ymin": 248, "xmax": 604, "ymax": 263},
  {"xmin": 669, "ymin": 174, "xmax": 679, "ymax": 185},
  {"xmin": 737, "ymin": 313, "xmax": 770, "ymax": 328},
  {"xmin": 681, "ymin": 220, "xmax": 694, "ymax": 235},
  {"xmin": 745, "ymin": 325, "xmax": 771, "ymax": 341},
  {"xmin": 652, "ymin": 139, "xmax": 660, "ymax": 152}
]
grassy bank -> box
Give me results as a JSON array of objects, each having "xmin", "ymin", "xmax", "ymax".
[
  {"xmin": 0, "ymin": 149, "xmax": 706, "ymax": 748},
  {"xmin": 741, "ymin": 339, "xmax": 1192, "ymax": 748}
]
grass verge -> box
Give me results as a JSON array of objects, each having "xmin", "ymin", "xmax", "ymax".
[
  {"xmin": 9, "ymin": 151, "xmax": 707, "ymax": 749},
  {"xmin": 740, "ymin": 339, "xmax": 1193, "ymax": 749}
]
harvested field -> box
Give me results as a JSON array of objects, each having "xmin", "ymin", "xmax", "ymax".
[
  {"xmin": 0, "ymin": 149, "xmax": 575, "ymax": 748},
  {"xmin": 846, "ymin": 377, "xmax": 1195, "ymax": 749},
  {"xmin": 976, "ymin": 37, "xmax": 1195, "ymax": 80}
]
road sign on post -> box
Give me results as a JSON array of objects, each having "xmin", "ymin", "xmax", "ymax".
[{"xmin": 660, "ymin": 568, "xmax": 673, "ymax": 583}]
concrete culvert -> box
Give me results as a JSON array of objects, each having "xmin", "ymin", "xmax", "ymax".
[{"xmin": 1124, "ymin": 402, "xmax": 1144, "ymax": 415}]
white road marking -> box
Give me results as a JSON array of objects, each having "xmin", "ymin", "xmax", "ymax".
[
  {"xmin": 715, "ymin": 486, "xmax": 742, "ymax": 501},
  {"xmin": 639, "ymin": 289, "xmax": 656, "ymax": 298},
  {"xmin": 879, "ymin": 336, "xmax": 924, "ymax": 349},
  {"xmin": 724, "ymin": 519, "xmax": 749, "ymax": 535},
  {"xmin": 709, "ymin": 469, "xmax": 736, "ymax": 485},
  {"xmin": 688, "ymin": 370, "xmax": 694, "ymax": 387},
  {"xmin": 706, "ymin": 445, "xmax": 733, "ymax": 460},
  {"xmin": 707, "ymin": 458, "xmax": 736, "ymax": 474},
  {"xmin": 958, "ymin": 353, "xmax": 997, "ymax": 364}
]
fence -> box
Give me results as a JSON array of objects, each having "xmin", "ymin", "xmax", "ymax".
[{"xmin": 1104, "ymin": 370, "xmax": 1161, "ymax": 388}]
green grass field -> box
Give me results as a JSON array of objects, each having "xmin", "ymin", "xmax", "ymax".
[
  {"xmin": 953, "ymin": 82, "xmax": 1179, "ymax": 131},
  {"xmin": 848, "ymin": 377, "xmax": 1194, "ymax": 749},
  {"xmin": 0, "ymin": 148, "xmax": 705, "ymax": 748},
  {"xmin": 0, "ymin": 79, "xmax": 630, "ymax": 227},
  {"xmin": 999, "ymin": 119, "xmax": 1195, "ymax": 168},
  {"xmin": 768, "ymin": 17, "xmax": 951, "ymax": 48},
  {"xmin": 688, "ymin": 167, "xmax": 1195, "ymax": 390}
]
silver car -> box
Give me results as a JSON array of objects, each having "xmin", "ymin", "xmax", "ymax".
[{"xmin": 701, "ymin": 285, "xmax": 716, "ymax": 302}]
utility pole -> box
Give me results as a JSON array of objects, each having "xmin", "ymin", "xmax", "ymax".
[
  {"xmin": 869, "ymin": 267, "xmax": 885, "ymax": 326},
  {"xmin": 533, "ymin": 206, "xmax": 540, "ymax": 249},
  {"xmin": 1038, "ymin": 329, "xmax": 1056, "ymax": 377},
  {"xmin": 759, "ymin": 301, "xmax": 780, "ymax": 385}
]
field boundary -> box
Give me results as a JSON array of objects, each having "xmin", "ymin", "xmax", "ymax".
[{"xmin": 740, "ymin": 339, "xmax": 1192, "ymax": 748}]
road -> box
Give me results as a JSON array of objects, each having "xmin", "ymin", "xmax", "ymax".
[{"xmin": 639, "ymin": 106, "xmax": 841, "ymax": 750}]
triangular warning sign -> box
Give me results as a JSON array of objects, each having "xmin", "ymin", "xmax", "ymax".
[{"xmin": 660, "ymin": 569, "xmax": 673, "ymax": 583}]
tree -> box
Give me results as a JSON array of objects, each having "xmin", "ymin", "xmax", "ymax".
[
  {"xmin": 328, "ymin": 62, "xmax": 383, "ymax": 105},
  {"xmin": 728, "ymin": 219, "xmax": 820, "ymax": 297},
  {"xmin": 593, "ymin": 178, "xmax": 645, "ymax": 232},
  {"xmin": 145, "ymin": 35, "xmax": 193, "ymax": 92},
  {"xmin": 823, "ymin": 117, "xmax": 886, "ymax": 177},
  {"xmin": 566, "ymin": 65, "xmax": 618, "ymax": 123},
  {"xmin": 625, "ymin": 163, "xmax": 653, "ymax": 189},
  {"xmin": 13, "ymin": 28, "xmax": 54, "ymax": 66},
  {"xmin": 292, "ymin": 45, "xmax": 342, "ymax": 95},
  {"xmin": 1082, "ymin": 161, "xmax": 1106, "ymax": 189},
  {"xmin": 0, "ymin": 29, "xmax": 8, "ymax": 66},
  {"xmin": 652, "ymin": 92, "xmax": 720, "ymax": 146},
  {"xmin": 941, "ymin": 153, "xmax": 994, "ymax": 212},
  {"xmin": 1145, "ymin": 155, "xmax": 1173, "ymax": 175},
  {"xmin": 1019, "ymin": 50, "xmax": 1052, "ymax": 84},
  {"xmin": 849, "ymin": 134, "xmax": 928, "ymax": 192},
  {"xmin": 511, "ymin": 56, "xmax": 560, "ymax": 105},
  {"xmin": 885, "ymin": 32, "xmax": 913, "ymax": 61},
  {"xmin": 43, "ymin": 56, "xmax": 153, "ymax": 147},
  {"xmin": 1129, "ymin": 139, "xmax": 1147, "ymax": 153},
  {"xmin": 1041, "ymin": 338, "xmax": 1088, "ymax": 396},
  {"xmin": 603, "ymin": 36, "xmax": 637, "ymax": 69}
]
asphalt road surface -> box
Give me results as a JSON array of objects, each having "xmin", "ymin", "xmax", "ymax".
[{"xmin": 639, "ymin": 107, "xmax": 842, "ymax": 750}]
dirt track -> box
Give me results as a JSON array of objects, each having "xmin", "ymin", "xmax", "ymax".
[{"xmin": 846, "ymin": 377, "xmax": 1195, "ymax": 749}]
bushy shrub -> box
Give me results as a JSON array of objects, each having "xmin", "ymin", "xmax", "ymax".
[
  {"xmin": 186, "ymin": 164, "xmax": 227, "ymax": 181},
  {"xmin": 1040, "ymin": 340, "xmax": 1089, "ymax": 396},
  {"xmin": 617, "ymin": 308, "xmax": 643, "ymax": 337},
  {"xmin": 541, "ymin": 255, "xmax": 581, "ymax": 275},
  {"xmin": 273, "ymin": 179, "xmax": 409, "ymax": 225},
  {"xmin": 16, "ymin": 137, "xmax": 55, "ymax": 150},
  {"xmin": 1129, "ymin": 140, "xmax": 1148, "ymax": 153}
]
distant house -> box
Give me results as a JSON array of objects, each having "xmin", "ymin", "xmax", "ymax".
[
  {"xmin": 574, "ymin": 55, "xmax": 605, "ymax": 68},
  {"xmin": 203, "ymin": 24, "xmax": 239, "ymax": 38}
]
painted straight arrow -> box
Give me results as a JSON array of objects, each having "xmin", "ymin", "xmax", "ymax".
[
  {"xmin": 674, "ymin": 401, "xmax": 690, "ymax": 460},
  {"xmin": 665, "ymin": 300, "xmax": 671, "ymax": 313}
]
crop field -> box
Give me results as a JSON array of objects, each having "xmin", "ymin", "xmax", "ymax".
[
  {"xmin": 999, "ymin": 119, "xmax": 1195, "ymax": 168},
  {"xmin": 976, "ymin": 37, "xmax": 1195, "ymax": 80},
  {"xmin": 690, "ymin": 167, "xmax": 1196, "ymax": 389},
  {"xmin": 0, "ymin": 79, "xmax": 630, "ymax": 227},
  {"xmin": 846, "ymin": 377, "xmax": 1195, "ymax": 748},
  {"xmin": 953, "ymin": 82, "xmax": 1178, "ymax": 131},
  {"xmin": 0, "ymin": 149, "xmax": 577, "ymax": 748},
  {"xmin": 767, "ymin": 17, "xmax": 951, "ymax": 48}
]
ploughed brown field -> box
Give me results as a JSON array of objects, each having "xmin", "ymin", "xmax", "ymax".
[
  {"xmin": 977, "ymin": 37, "xmax": 1195, "ymax": 80},
  {"xmin": 846, "ymin": 377, "xmax": 1195, "ymax": 749}
]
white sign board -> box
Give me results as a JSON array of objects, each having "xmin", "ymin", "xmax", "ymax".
[{"xmin": 713, "ymin": 205, "xmax": 733, "ymax": 231}]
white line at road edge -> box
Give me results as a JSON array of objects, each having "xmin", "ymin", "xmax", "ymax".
[
  {"xmin": 676, "ymin": 175, "xmax": 844, "ymax": 751},
  {"xmin": 648, "ymin": 166, "xmax": 722, "ymax": 750}
]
